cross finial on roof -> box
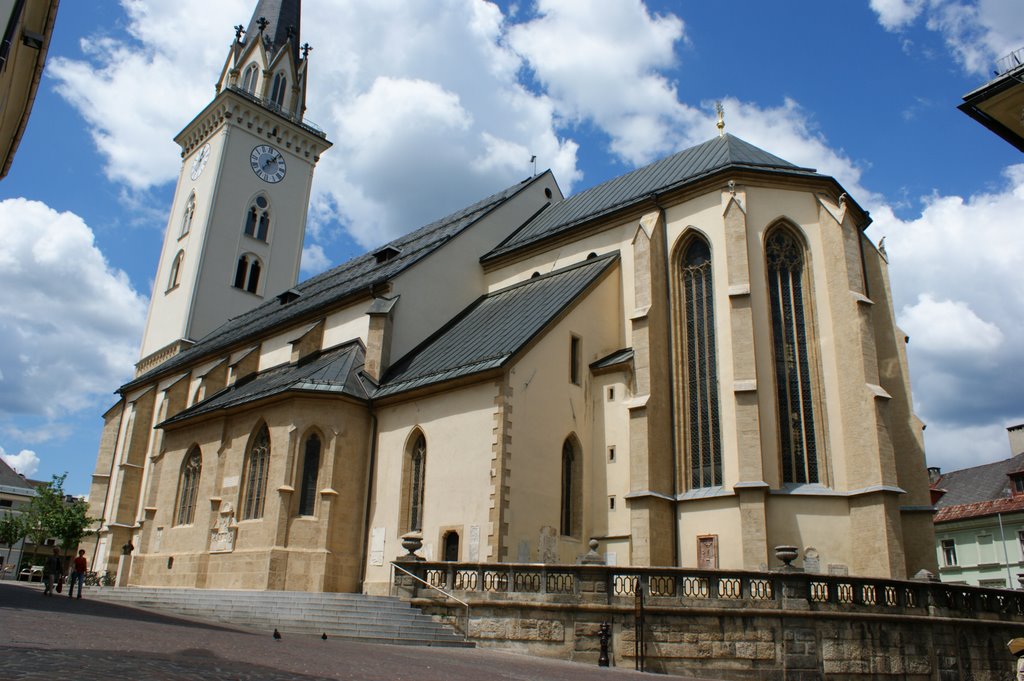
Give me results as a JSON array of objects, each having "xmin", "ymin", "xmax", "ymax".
[
  {"xmin": 234, "ymin": 24, "xmax": 245, "ymax": 42},
  {"xmin": 716, "ymin": 101, "xmax": 725, "ymax": 138},
  {"xmin": 301, "ymin": 42, "xmax": 312, "ymax": 60},
  {"xmin": 256, "ymin": 16, "xmax": 269, "ymax": 34},
  {"xmin": 287, "ymin": 25, "xmax": 295, "ymax": 41}
]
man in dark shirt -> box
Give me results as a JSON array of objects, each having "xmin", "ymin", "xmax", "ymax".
[{"xmin": 42, "ymin": 548, "xmax": 62, "ymax": 596}]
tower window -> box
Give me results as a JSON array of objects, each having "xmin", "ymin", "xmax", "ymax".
[
  {"xmin": 270, "ymin": 72, "xmax": 287, "ymax": 109},
  {"xmin": 180, "ymin": 193, "xmax": 196, "ymax": 237},
  {"xmin": 766, "ymin": 228, "xmax": 821, "ymax": 484},
  {"xmin": 677, "ymin": 236, "xmax": 722, "ymax": 489},
  {"xmin": 244, "ymin": 196, "xmax": 271, "ymax": 241},
  {"xmin": 167, "ymin": 250, "xmax": 184, "ymax": 292},
  {"xmin": 240, "ymin": 63, "xmax": 259, "ymax": 94},
  {"xmin": 233, "ymin": 254, "xmax": 262, "ymax": 294},
  {"xmin": 402, "ymin": 433, "xmax": 427, "ymax": 533}
]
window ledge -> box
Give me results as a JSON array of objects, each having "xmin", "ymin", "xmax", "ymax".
[{"xmin": 277, "ymin": 485, "xmax": 294, "ymax": 493}]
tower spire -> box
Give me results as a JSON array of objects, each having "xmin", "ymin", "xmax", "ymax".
[{"xmin": 244, "ymin": 0, "xmax": 302, "ymax": 62}]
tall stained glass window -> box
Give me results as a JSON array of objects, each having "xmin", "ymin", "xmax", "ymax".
[
  {"xmin": 766, "ymin": 229, "xmax": 819, "ymax": 483},
  {"xmin": 297, "ymin": 434, "xmax": 320, "ymax": 516},
  {"xmin": 408, "ymin": 435, "xmax": 426, "ymax": 532},
  {"xmin": 242, "ymin": 425, "xmax": 271, "ymax": 519},
  {"xmin": 679, "ymin": 237, "xmax": 722, "ymax": 488},
  {"xmin": 175, "ymin": 447, "xmax": 202, "ymax": 525}
]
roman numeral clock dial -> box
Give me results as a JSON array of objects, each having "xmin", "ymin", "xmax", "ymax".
[{"xmin": 250, "ymin": 144, "xmax": 287, "ymax": 183}]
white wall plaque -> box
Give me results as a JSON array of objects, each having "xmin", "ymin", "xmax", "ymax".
[
  {"xmin": 369, "ymin": 527, "xmax": 385, "ymax": 566},
  {"xmin": 468, "ymin": 525, "xmax": 480, "ymax": 562}
]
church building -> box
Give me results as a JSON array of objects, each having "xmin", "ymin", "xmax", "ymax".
[{"xmin": 84, "ymin": 1, "xmax": 938, "ymax": 595}]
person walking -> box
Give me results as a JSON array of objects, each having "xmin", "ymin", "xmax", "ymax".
[
  {"xmin": 68, "ymin": 549, "xmax": 87, "ymax": 599},
  {"xmin": 42, "ymin": 548, "xmax": 62, "ymax": 596}
]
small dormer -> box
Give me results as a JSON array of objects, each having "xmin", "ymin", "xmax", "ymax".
[
  {"xmin": 1008, "ymin": 469, "xmax": 1024, "ymax": 497},
  {"xmin": 290, "ymin": 320, "xmax": 324, "ymax": 364},
  {"xmin": 277, "ymin": 288, "xmax": 301, "ymax": 305},
  {"xmin": 374, "ymin": 246, "xmax": 401, "ymax": 264}
]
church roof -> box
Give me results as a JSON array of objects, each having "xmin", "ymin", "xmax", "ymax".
[
  {"xmin": 160, "ymin": 340, "xmax": 367, "ymax": 427},
  {"xmin": 375, "ymin": 252, "xmax": 618, "ymax": 398},
  {"xmin": 245, "ymin": 0, "xmax": 302, "ymax": 63},
  {"xmin": 483, "ymin": 134, "xmax": 817, "ymax": 262},
  {"xmin": 124, "ymin": 176, "xmax": 544, "ymax": 393}
]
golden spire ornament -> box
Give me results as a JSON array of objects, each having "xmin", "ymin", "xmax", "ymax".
[{"xmin": 716, "ymin": 101, "xmax": 725, "ymax": 138}]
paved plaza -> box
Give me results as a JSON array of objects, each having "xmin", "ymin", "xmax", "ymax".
[{"xmin": 0, "ymin": 582, "xmax": 716, "ymax": 680}]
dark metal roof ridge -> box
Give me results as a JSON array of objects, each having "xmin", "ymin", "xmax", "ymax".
[{"xmin": 375, "ymin": 252, "xmax": 620, "ymax": 398}]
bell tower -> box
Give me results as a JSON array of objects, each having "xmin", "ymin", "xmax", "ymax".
[{"xmin": 136, "ymin": 0, "xmax": 331, "ymax": 375}]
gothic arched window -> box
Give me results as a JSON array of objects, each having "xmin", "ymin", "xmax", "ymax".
[
  {"xmin": 243, "ymin": 196, "xmax": 270, "ymax": 241},
  {"xmin": 242, "ymin": 425, "xmax": 271, "ymax": 520},
  {"xmin": 167, "ymin": 250, "xmax": 184, "ymax": 291},
  {"xmin": 297, "ymin": 433, "xmax": 321, "ymax": 516},
  {"xmin": 766, "ymin": 228, "xmax": 821, "ymax": 484},
  {"xmin": 233, "ymin": 254, "xmax": 262, "ymax": 294},
  {"xmin": 560, "ymin": 437, "xmax": 582, "ymax": 537},
  {"xmin": 240, "ymin": 63, "xmax": 259, "ymax": 94},
  {"xmin": 402, "ymin": 433, "xmax": 427, "ymax": 533},
  {"xmin": 677, "ymin": 236, "xmax": 722, "ymax": 488},
  {"xmin": 180, "ymin": 192, "xmax": 196, "ymax": 237},
  {"xmin": 270, "ymin": 72, "xmax": 287, "ymax": 109},
  {"xmin": 175, "ymin": 447, "xmax": 202, "ymax": 526}
]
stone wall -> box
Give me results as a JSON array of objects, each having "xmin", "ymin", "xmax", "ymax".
[{"xmin": 400, "ymin": 562, "xmax": 1024, "ymax": 681}]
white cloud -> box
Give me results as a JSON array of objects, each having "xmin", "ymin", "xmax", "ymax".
[
  {"xmin": 0, "ymin": 199, "xmax": 147, "ymax": 419},
  {"xmin": 508, "ymin": 0, "xmax": 695, "ymax": 165},
  {"xmin": 869, "ymin": 0, "xmax": 1024, "ymax": 75},
  {"xmin": 300, "ymin": 244, "xmax": 331, "ymax": 276},
  {"xmin": 0, "ymin": 446, "xmax": 40, "ymax": 477},
  {"xmin": 900, "ymin": 295, "xmax": 1003, "ymax": 356},
  {"xmin": 870, "ymin": 0, "xmax": 925, "ymax": 30}
]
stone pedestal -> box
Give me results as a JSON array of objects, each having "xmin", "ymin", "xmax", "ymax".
[{"xmin": 116, "ymin": 553, "xmax": 133, "ymax": 588}]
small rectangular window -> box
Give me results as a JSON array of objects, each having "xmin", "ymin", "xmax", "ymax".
[
  {"xmin": 0, "ymin": 499, "xmax": 11, "ymax": 507},
  {"xmin": 609, "ymin": 496, "xmax": 616, "ymax": 510},
  {"xmin": 607, "ymin": 386, "xmax": 615, "ymax": 401},
  {"xmin": 1015, "ymin": 476, "xmax": 1024, "ymax": 494},
  {"xmin": 941, "ymin": 539, "xmax": 957, "ymax": 567},
  {"xmin": 1018, "ymin": 530, "xmax": 1024, "ymax": 560},
  {"xmin": 608, "ymin": 446, "xmax": 616, "ymax": 462},
  {"xmin": 570, "ymin": 335, "xmax": 581, "ymax": 385}
]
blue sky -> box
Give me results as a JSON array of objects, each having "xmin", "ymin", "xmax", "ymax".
[{"xmin": 1, "ymin": 0, "xmax": 1023, "ymax": 495}]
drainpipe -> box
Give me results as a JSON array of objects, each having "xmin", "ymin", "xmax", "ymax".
[
  {"xmin": 357, "ymin": 406, "xmax": 379, "ymax": 591},
  {"xmin": 653, "ymin": 192, "xmax": 681, "ymax": 568},
  {"xmin": 998, "ymin": 512, "xmax": 1014, "ymax": 587}
]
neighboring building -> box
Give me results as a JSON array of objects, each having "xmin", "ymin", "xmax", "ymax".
[
  {"xmin": 0, "ymin": 0, "xmax": 60, "ymax": 179},
  {"xmin": 0, "ymin": 457, "xmax": 36, "ymax": 576},
  {"xmin": 931, "ymin": 425, "xmax": 1024, "ymax": 588},
  {"xmin": 959, "ymin": 46, "xmax": 1024, "ymax": 152},
  {"xmin": 83, "ymin": 0, "xmax": 937, "ymax": 595}
]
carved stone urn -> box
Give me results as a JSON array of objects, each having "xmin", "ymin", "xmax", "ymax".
[
  {"xmin": 396, "ymin": 532, "xmax": 424, "ymax": 562},
  {"xmin": 774, "ymin": 545, "xmax": 799, "ymax": 571}
]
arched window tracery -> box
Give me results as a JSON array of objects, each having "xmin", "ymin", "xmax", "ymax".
[
  {"xmin": 167, "ymin": 250, "xmax": 184, "ymax": 291},
  {"xmin": 270, "ymin": 72, "xmax": 287, "ymax": 108},
  {"xmin": 240, "ymin": 63, "xmax": 259, "ymax": 94},
  {"xmin": 766, "ymin": 227, "xmax": 821, "ymax": 484},
  {"xmin": 242, "ymin": 425, "xmax": 271, "ymax": 519},
  {"xmin": 297, "ymin": 433, "xmax": 321, "ymax": 516},
  {"xmin": 180, "ymin": 192, "xmax": 196, "ymax": 237},
  {"xmin": 233, "ymin": 254, "xmax": 262, "ymax": 294},
  {"xmin": 175, "ymin": 447, "xmax": 202, "ymax": 526},
  {"xmin": 560, "ymin": 436, "xmax": 582, "ymax": 537},
  {"xmin": 243, "ymin": 195, "xmax": 270, "ymax": 242}
]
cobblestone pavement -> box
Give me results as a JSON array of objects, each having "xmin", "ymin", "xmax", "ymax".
[{"xmin": 0, "ymin": 582, "xmax": 717, "ymax": 680}]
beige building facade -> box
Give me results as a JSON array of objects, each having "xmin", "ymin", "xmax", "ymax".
[{"xmin": 84, "ymin": 1, "xmax": 938, "ymax": 594}]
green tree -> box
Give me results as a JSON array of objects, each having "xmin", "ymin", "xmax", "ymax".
[
  {"xmin": 23, "ymin": 474, "xmax": 94, "ymax": 566},
  {"xmin": 0, "ymin": 511, "xmax": 26, "ymax": 576}
]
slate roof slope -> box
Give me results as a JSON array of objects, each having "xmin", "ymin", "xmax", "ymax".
[
  {"xmin": 0, "ymin": 457, "xmax": 34, "ymax": 493},
  {"xmin": 483, "ymin": 134, "xmax": 818, "ymax": 262},
  {"xmin": 160, "ymin": 341, "xmax": 367, "ymax": 428},
  {"xmin": 124, "ymin": 176, "xmax": 542, "ymax": 393},
  {"xmin": 934, "ymin": 453, "xmax": 1024, "ymax": 509},
  {"xmin": 245, "ymin": 0, "xmax": 302, "ymax": 63},
  {"xmin": 376, "ymin": 252, "xmax": 619, "ymax": 398}
]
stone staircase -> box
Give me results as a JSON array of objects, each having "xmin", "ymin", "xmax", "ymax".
[{"xmin": 87, "ymin": 587, "xmax": 471, "ymax": 647}]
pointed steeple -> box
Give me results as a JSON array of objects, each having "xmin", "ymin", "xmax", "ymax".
[{"xmin": 244, "ymin": 0, "xmax": 301, "ymax": 63}]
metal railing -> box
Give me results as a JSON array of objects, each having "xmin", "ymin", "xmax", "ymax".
[
  {"xmin": 391, "ymin": 562, "xmax": 470, "ymax": 639},
  {"xmin": 225, "ymin": 85, "xmax": 327, "ymax": 138},
  {"xmin": 996, "ymin": 46, "xmax": 1024, "ymax": 76},
  {"xmin": 395, "ymin": 561, "xmax": 1024, "ymax": 620}
]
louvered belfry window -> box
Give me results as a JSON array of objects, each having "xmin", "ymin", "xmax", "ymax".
[
  {"xmin": 680, "ymin": 237, "xmax": 722, "ymax": 488},
  {"xmin": 175, "ymin": 447, "xmax": 202, "ymax": 526},
  {"xmin": 766, "ymin": 229, "xmax": 819, "ymax": 483},
  {"xmin": 243, "ymin": 425, "xmax": 271, "ymax": 519}
]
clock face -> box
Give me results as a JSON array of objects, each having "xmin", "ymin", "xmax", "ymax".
[
  {"xmin": 250, "ymin": 144, "xmax": 287, "ymax": 183},
  {"xmin": 189, "ymin": 143, "xmax": 211, "ymax": 181}
]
